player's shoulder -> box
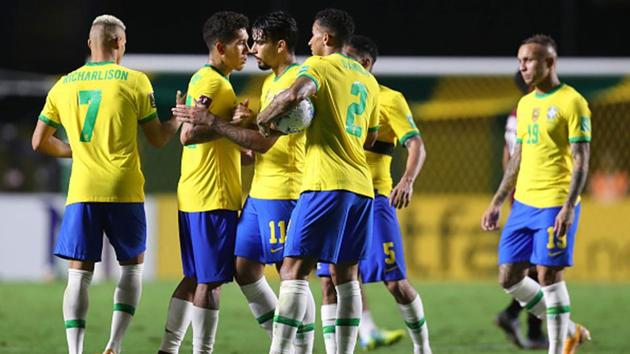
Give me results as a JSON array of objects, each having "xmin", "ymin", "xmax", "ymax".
[
  {"xmin": 378, "ymin": 84, "xmax": 404, "ymax": 101},
  {"xmin": 558, "ymin": 83, "xmax": 588, "ymax": 104}
]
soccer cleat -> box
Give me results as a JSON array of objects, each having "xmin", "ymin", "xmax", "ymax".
[
  {"xmin": 523, "ymin": 334, "xmax": 549, "ymax": 350},
  {"xmin": 359, "ymin": 328, "xmax": 406, "ymax": 351},
  {"xmin": 563, "ymin": 324, "xmax": 591, "ymax": 354},
  {"xmin": 102, "ymin": 349, "xmax": 116, "ymax": 354},
  {"xmin": 494, "ymin": 311, "xmax": 526, "ymax": 348}
]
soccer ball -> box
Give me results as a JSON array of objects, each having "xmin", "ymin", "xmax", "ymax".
[{"xmin": 272, "ymin": 98, "xmax": 315, "ymax": 134}]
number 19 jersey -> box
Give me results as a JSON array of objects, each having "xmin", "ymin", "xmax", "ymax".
[
  {"xmin": 296, "ymin": 53, "xmax": 380, "ymax": 198},
  {"xmin": 38, "ymin": 61, "xmax": 157, "ymax": 204}
]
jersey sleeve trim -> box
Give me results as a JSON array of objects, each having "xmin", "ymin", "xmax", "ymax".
[
  {"xmin": 516, "ymin": 138, "xmax": 523, "ymax": 143},
  {"xmin": 399, "ymin": 131, "xmax": 420, "ymax": 146},
  {"xmin": 297, "ymin": 73, "xmax": 320, "ymax": 92},
  {"xmin": 568, "ymin": 137, "xmax": 591, "ymax": 143},
  {"xmin": 138, "ymin": 111, "xmax": 158, "ymax": 125},
  {"xmin": 368, "ymin": 125, "xmax": 380, "ymax": 132},
  {"xmin": 38, "ymin": 114, "xmax": 61, "ymax": 128}
]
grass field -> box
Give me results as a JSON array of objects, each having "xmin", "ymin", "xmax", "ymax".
[{"xmin": 0, "ymin": 279, "xmax": 628, "ymax": 354}]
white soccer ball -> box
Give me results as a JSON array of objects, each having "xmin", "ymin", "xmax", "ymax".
[{"xmin": 273, "ymin": 98, "xmax": 314, "ymax": 134}]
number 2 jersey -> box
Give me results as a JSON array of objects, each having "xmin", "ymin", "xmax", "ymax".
[
  {"xmin": 296, "ymin": 53, "xmax": 380, "ymax": 198},
  {"xmin": 39, "ymin": 61, "xmax": 157, "ymax": 204},
  {"xmin": 515, "ymin": 83, "xmax": 591, "ymax": 208}
]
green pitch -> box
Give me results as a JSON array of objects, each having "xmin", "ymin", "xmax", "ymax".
[{"xmin": 1, "ymin": 280, "xmax": 628, "ymax": 353}]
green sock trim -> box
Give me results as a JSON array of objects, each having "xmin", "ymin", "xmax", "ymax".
[
  {"xmin": 274, "ymin": 315, "xmax": 301, "ymax": 328},
  {"xmin": 323, "ymin": 325, "xmax": 336, "ymax": 334},
  {"xmin": 113, "ymin": 303, "xmax": 136, "ymax": 315},
  {"xmin": 297, "ymin": 323, "xmax": 315, "ymax": 333},
  {"xmin": 547, "ymin": 305, "xmax": 571, "ymax": 315},
  {"xmin": 257, "ymin": 310, "xmax": 275, "ymax": 324},
  {"xmin": 405, "ymin": 318, "xmax": 426, "ymax": 330},
  {"xmin": 64, "ymin": 319, "xmax": 86, "ymax": 329},
  {"xmin": 336, "ymin": 318, "xmax": 360, "ymax": 326},
  {"xmin": 525, "ymin": 290, "xmax": 544, "ymax": 310}
]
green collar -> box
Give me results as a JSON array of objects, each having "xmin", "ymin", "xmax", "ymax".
[
  {"xmin": 205, "ymin": 64, "xmax": 229, "ymax": 79},
  {"xmin": 535, "ymin": 83, "xmax": 564, "ymax": 98},
  {"xmin": 85, "ymin": 61, "xmax": 114, "ymax": 66},
  {"xmin": 274, "ymin": 63, "xmax": 299, "ymax": 82}
]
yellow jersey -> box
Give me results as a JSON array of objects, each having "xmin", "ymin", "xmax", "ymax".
[
  {"xmin": 366, "ymin": 85, "xmax": 421, "ymax": 196},
  {"xmin": 38, "ymin": 61, "xmax": 157, "ymax": 204},
  {"xmin": 250, "ymin": 64, "xmax": 305, "ymax": 200},
  {"xmin": 296, "ymin": 53, "xmax": 380, "ymax": 198},
  {"xmin": 177, "ymin": 65, "xmax": 241, "ymax": 212},
  {"xmin": 514, "ymin": 83, "xmax": 592, "ymax": 208}
]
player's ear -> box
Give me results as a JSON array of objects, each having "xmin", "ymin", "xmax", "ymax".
[
  {"xmin": 277, "ymin": 39, "xmax": 287, "ymax": 53},
  {"xmin": 322, "ymin": 32, "xmax": 330, "ymax": 47},
  {"xmin": 216, "ymin": 41, "xmax": 225, "ymax": 55}
]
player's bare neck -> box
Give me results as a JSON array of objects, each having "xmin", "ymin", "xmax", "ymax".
[
  {"xmin": 273, "ymin": 54, "xmax": 297, "ymax": 77},
  {"xmin": 89, "ymin": 50, "xmax": 117, "ymax": 64},
  {"xmin": 208, "ymin": 55, "xmax": 232, "ymax": 77}
]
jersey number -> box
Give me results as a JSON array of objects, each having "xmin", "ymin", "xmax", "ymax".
[
  {"xmin": 546, "ymin": 227, "xmax": 567, "ymax": 249},
  {"xmin": 269, "ymin": 220, "xmax": 287, "ymax": 245},
  {"xmin": 78, "ymin": 90, "xmax": 102, "ymax": 142},
  {"xmin": 383, "ymin": 242, "xmax": 396, "ymax": 265},
  {"xmin": 345, "ymin": 82, "xmax": 367, "ymax": 137},
  {"xmin": 526, "ymin": 123, "xmax": 540, "ymax": 144}
]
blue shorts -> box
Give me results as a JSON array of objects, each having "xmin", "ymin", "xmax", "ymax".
[
  {"xmin": 285, "ymin": 190, "xmax": 373, "ymax": 264},
  {"xmin": 359, "ymin": 195, "xmax": 407, "ymax": 283},
  {"xmin": 54, "ymin": 202, "xmax": 146, "ymax": 262},
  {"xmin": 178, "ymin": 210, "xmax": 238, "ymax": 284},
  {"xmin": 498, "ymin": 200, "xmax": 581, "ymax": 267},
  {"xmin": 235, "ymin": 197, "xmax": 296, "ymax": 264}
]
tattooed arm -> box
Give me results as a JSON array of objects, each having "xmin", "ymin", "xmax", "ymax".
[
  {"xmin": 553, "ymin": 142, "xmax": 590, "ymax": 237},
  {"xmin": 481, "ymin": 142, "xmax": 522, "ymax": 231}
]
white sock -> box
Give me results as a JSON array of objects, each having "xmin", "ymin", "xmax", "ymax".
[
  {"xmin": 542, "ymin": 282, "xmax": 571, "ymax": 354},
  {"xmin": 399, "ymin": 295, "xmax": 432, "ymax": 354},
  {"xmin": 505, "ymin": 277, "xmax": 546, "ymax": 319},
  {"xmin": 159, "ymin": 297, "xmax": 194, "ymax": 353},
  {"xmin": 335, "ymin": 281, "xmax": 362, "ymax": 354},
  {"xmin": 295, "ymin": 289, "xmax": 316, "ymax": 354},
  {"xmin": 359, "ymin": 310, "xmax": 377, "ymax": 341},
  {"xmin": 191, "ymin": 306, "xmax": 219, "ymax": 354},
  {"xmin": 270, "ymin": 280, "xmax": 310, "ymax": 354},
  {"xmin": 63, "ymin": 269, "xmax": 93, "ymax": 354},
  {"xmin": 240, "ymin": 277, "xmax": 278, "ymax": 338},
  {"xmin": 105, "ymin": 264, "xmax": 144, "ymax": 353},
  {"xmin": 320, "ymin": 304, "xmax": 337, "ymax": 354}
]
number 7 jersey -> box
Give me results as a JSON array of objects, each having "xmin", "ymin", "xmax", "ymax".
[
  {"xmin": 39, "ymin": 61, "xmax": 157, "ymax": 204},
  {"xmin": 296, "ymin": 53, "xmax": 380, "ymax": 198}
]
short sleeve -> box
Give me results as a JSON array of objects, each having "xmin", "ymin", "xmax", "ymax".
[
  {"xmin": 567, "ymin": 96, "xmax": 592, "ymax": 143},
  {"xmin": 135, "ymin": 73, "xmax": 158, "ymax": 124},
  {"xmin": 367, "ymin": 85, "xmax": 380, "ymax": 133},
  {"xmin": 38, "ymin": 79, "xmax": 63, "ymax": 128},
  {"xmin": 389, "ymin": 93, "xmax": 421, "ymax": 146},
  {"xmin": 296, "ymin": 56, "xmax": 325, "ymax": 92},
  {"xmin": 515, "ymin": 101, "xmax": 526, "ymax": 144}
]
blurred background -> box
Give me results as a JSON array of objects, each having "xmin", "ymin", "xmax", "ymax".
[{"xmin": 1, "ymin": 0, "xmax": 629, "ymax": 282}]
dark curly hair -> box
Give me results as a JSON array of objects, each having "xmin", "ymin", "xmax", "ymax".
[
  {"xmin": 314, "ymin": 8, "xmax": 354, "ymax": 44},
  {"xmin": 347, "ymin": 35, "xmax": 379, "ymax": 63},
  {"xmin": 203, "ymin": 11, "xmax": 249, "ymax": 49},
  {"xmin": 252, "ymin": 11, "xmax": 298, "ymax": 51}
]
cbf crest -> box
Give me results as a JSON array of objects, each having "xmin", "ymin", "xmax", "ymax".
[{"xmin": 546, "ymin": 105, "xmax": 559, "ymax": 120}]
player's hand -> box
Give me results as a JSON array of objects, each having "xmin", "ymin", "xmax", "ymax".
[
  {"xmin": 172, "ymin": 98, "xmax": 215, "ymax": 127},
  {"xmin": 553, "ymin": 203, "xmax": 575, "ymax": 238},
  {"xmin": 389, "ymin": 177, "xmax": 413, "ymax": 209},
  {"xmin": 232, "ymin": 99, "xmax": 254, "ymax": 125},
  {"xmin": 176, "ymin": 90, "xmax": 187, "ymax": 106},
  {"xmin": 481, "ymin": 205, "xmax": 501, "ymax": 231}
]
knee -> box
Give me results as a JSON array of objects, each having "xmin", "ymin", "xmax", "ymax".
[
  {"xmin": 498, "ymin": 267, "xmax": 524, "ymax": 289},
  {"xmin": 385, "ymin": 280, "xmax": 416, "ymax": 304},
  {"xmin": 537, "ymin": 267, "xmax": 564, "ymax": 286},
  {"xmin": 320, "ymin": 278, "xmax": 337, "ymax": 304}
]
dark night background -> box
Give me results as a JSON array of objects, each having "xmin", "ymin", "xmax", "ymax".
[{"xmin": 3, "ymin": 0, "xmax": 630, "ymax": 75}]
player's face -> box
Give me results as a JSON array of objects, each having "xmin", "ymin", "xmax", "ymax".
[
  {"xmin": 308, "ymin": 21, "xmax": 326, "ymax": 56},
  {"xmin": 223, "ymin": 28, "xmax": 249, "ymax": 71},
  {"xmin": 517, "ymin": 43, "xmax": 552, "ymax": 87},
  {"xmin": 250, "ymin": 29, "xmax": 275, "ymax": 71}
]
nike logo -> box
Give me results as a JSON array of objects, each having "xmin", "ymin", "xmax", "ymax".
[
  {"xmin": 548, "ymin": 251, "xmax": 565, "ymax": 257},
  {"xmin": 270, "ymin": 247, "xmax": 284, "ymax": 253},
  {"xmin": 384, "ymin": 266, "xmax": 399, "ymax": 273}
]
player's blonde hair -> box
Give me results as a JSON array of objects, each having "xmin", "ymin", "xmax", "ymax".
[{"xmin": 92, "ymin": 14, "xmax": 126, "ymax": 31}]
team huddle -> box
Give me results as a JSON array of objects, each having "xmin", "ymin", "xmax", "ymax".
[{"xmin": 32, "ymin": 7, "xmax": 591, "ymax": 354}]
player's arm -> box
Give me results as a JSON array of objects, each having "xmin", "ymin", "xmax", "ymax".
[
  {"xmin": 389, "ymin": 135, "xmax": 427, "ymax": 209},
  {"xmin": 481, "ymin": 142, "xmax": 522, "ymax": 231},
  {"xmin": 141, "ymin": 91, "xmax": 185, "ymax": 148},
  {"xmin": 31, "ymin": 120, "xmax": 72, "ymax": 158},
  {"xmin": 554, "ymin": 141, "xmax": 590, "ymax": 237},
  {"xmin": 176, "ymin": 97, "xmax": 221, "ymax": 145},
  {"xmin": 256, "ymin": 76, "xmax": 317, "ymax": 135}
]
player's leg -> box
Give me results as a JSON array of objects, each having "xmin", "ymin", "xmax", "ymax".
[
  {"xmin": 270, "ymin": 256, "xmax": 317, "ymax": 354},
  {"xmin": 103, "ymin": 203, "xmax": 148, "ymax": 354},
  {"xmin": 189, "ymin": 210, "xmax": 238, "ymax": 354},
  {"xmin": 317, "ymin": 266, "xmax": 337, "ymax": 354},
  {"xmin": 523, "ymin": 267, "xmax": 548, "ymax": 349},
  {"xmin": 235, "ymin": 257, "xmax": 276, "ymax": 336},
  {"xmin": 330, "ymin": 262, "xmax": 362, "ymax": 354},
  {"xmin": 54, "ymin": 203, "xmax": 104, "ymax": 354},
  {"xmin": 158, "ymin": 211, "xmax": 197, "ymax": 354},
  {"xmin": 358, "ymin": 285, "xmax": 405, "ymax": 351}
]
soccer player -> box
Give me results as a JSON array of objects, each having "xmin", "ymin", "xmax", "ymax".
[
  {"xmin": 156, "ymin": 11, "xmax": 248, "ymax": 354},
  {"xmin": 31, "ymin": 14, "xmax": 181, "ymax": 354},
  {"xmin": 495, "ymin": 72, "xmax": 548, "ymax": 350},
  {"xmin": 481, "ymin": 34, "xmax": 592, "ymax": 354},
  {"xmin": 172, "ymin": 11, "xmax": 315, "ymax": 353},
  {"xmin": 316, "ymin": 35, "xmax": 432, "ymax": 354},
  {"xmin": 256, "ymin": 9, "xmax": 380, "ymax": 354}
]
